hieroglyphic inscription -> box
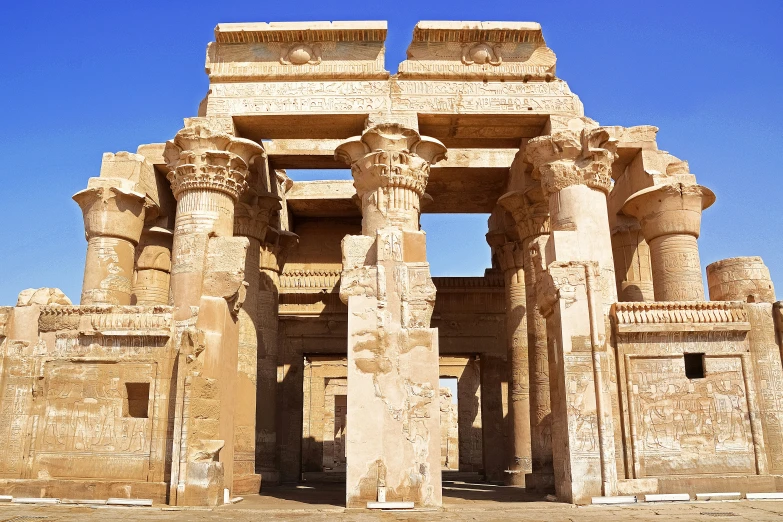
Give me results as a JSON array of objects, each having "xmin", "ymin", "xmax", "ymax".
[
  {"xmin": 392, "ymin": 80, "xmax": 581, "ymax": 114},
  {"xmin": 207, "ymin": 81, "xmax": 390, "ymax": 115},
  {"xmin": 619, "ymin": 331, "xmax": 747, "ymax": 355},
  {"xmin": 206, "ymin": 80, "xmax": 582, "ymax": 116},
  {"xmin": 32, "ymin": 362, "xmax": 156, "ymax": 480},
  {"xmin": 0, "ymin": 354, "xmax": 35, "ymax": 477},
  {"xmin": 53, "ymin": 335, "xmax": 170, "ymax": 360},
  {"xmin": 629, "ymin": 356, "xmax": 754, "ymax": 477}
]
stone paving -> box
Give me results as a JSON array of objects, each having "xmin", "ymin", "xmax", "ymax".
[{"xmin": 2, "ymin": 482, "xmax": 783, "ymax": 521}]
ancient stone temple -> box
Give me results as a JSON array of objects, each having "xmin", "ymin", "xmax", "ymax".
[{"xmin": 1, "ymin": 20, "xmax": 781, "ymax": 509}]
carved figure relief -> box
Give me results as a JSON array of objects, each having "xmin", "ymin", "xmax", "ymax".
[{"xmin": 629, "ymin": 356, "xmax": 754, "ymax": 477}]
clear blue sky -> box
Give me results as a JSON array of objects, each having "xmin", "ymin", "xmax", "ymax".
[{"xmin": 1, "ymin": 1, "xmax": 781, "ymax": 305}]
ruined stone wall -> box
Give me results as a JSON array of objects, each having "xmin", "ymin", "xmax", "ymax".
[
  {"xmin": 612, "ymin": 303, "xmax": 766, "ymax": 482},
  {"xmin": 0, "ymin": 303, "xmax": 176, "ymax": 502}
]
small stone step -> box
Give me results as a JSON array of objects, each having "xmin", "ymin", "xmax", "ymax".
[
  {"xmin": 367, "ymin": 501, "xmax": 415, "ymax": 509},
  {"xmin": 644, "ymin": 493, "xmax": 690, "ymax": 502},
  {"xmin": 592, "ymin": 496, "xmax": 637, "ymax": 504}
]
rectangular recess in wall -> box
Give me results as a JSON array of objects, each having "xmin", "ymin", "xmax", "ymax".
[
  {"xmin": 124, "ymin": 382, "xmax": 150, "ymax": 418},
  {"xmin": 684, "ymin": 353, "xmax": 706, "ymax": 379}
]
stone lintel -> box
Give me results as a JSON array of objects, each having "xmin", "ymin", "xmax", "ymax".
[
  {"xmin": 266, "ymin": 140, "xmax": 517, "ymax": 170},
  {"xmin": 400, "ymin": 21, "xmax": 554, "ymax": 81},
  {"xmin": 208, "ymin": 22, "xmax": 388, "ymax": 82}
]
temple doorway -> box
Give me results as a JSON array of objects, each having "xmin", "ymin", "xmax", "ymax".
[{"xmin": 299, "ymin": 355, "xmax": 486, "ymax": 482}]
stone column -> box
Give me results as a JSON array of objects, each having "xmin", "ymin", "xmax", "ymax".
[
  {"xmin": 497, "ymin": 190, "xmax": 553, "ymax": 490},
  {"xmin": 611, "ymin": 217, "xmax": 654, "ymax": 302},
  {"xmin": 73, "ymin": 178, "xmax": 147, "ymax": 305},
  {"xmin": 622, "ymin": 176, "xmax": 715, "ymax": 301},
  {"xmin": 163, "ymin": 120, "xmax": 264, "ymax": 314},
  {"xmin": 487, "ymin": 236, "xmax": 531, "ymax": 485},
  {"xmin": 232, "ymin": 195, "xmax": 280, "ymax": 494},
  {"xmin": 255, "ymin": 226, "xmax": 298, "ymax": 486},
  {"xmin": 527, "ymin": 129, "xmax": 619, "ymax": 304},
  {"xmin": 163, "ymin": 120, "xmax": 264, "ymax": 505},
  {"xmin": 336, "ymin": 122, "xmax": 446, "ymax": 508},
  {"xmin": 707, "ymin": 256, "xmax": 776, "ymax": 304},
  {"xmin": 524, "ymin": 128, "xmax": 620, "ymax": 504},
  {"xmin": 132, "ymin": 226, "xmax": 173, "ymax": 305}
]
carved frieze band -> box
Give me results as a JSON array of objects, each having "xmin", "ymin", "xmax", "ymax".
[
  {"xmin": 613, "ymin": 301, "xmax": 750, "ymax": 333},
  {"xmin": 37, "ymin": 305, "xmax": 173, "ymax": 334}
]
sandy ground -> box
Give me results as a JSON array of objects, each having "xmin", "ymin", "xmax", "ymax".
[{"xmin": 1, "ymin": 481, "xmax": 782, "ymax": 521}]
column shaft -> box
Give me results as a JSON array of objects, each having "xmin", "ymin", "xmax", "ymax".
[
  {"xmin": 523, "ymin": 236, "xmax": 553, "ymax": 485},
  {"xmin": 649, "ymin": 233, "xmax": 704, "ymax": 301},
  {"xmin": 504, "ymin": 262, "xmax": 531, "ymax": 484},
  {"xmin": 132, "ymin": 228, "xmax": 173, "ymax": 305},
  {"xmin": 170, "ymin": 190, "xmax": 236, "ymax": 310},
  {"xmin": 82, "ymin": 236, "xmax": 136, "ymax": 305},
  {"xmin": 256, "ymin": 266, "xmax": 281, "ymax": 484}
]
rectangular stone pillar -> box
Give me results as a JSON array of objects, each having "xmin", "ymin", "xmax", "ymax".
[
  {"xmin": 480, "ymin": 354, "xmax": 508, "ymax": 482},
  {"xmin": 536, "ymin": 251, "xmax": 617, "ymax": 504}
]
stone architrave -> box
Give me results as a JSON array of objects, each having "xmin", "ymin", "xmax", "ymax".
[
  {"xmin": 255, "ymin": 225, "xmax": 299, "ymax": 486},
  {"xmin": 497, "ymin": 189, "xmax": 553, "ymax": 490},
  {"xmin": 74, "ymin": 178, "xmax": 147, "ymax": 305},
  {"xmin": 525, "ymin": 127, "xmax": 621, "ymax": 504},
  {"xmin": 336, "ymin": 122, "xmax": 446, "ymax": 508},
  {"xmin": 622, "ymin": 163, "xmax": 715, "ymax": 301},
  {"xmin": 232, "ymin": 193, "xmax": 281, "ymax": 493}
]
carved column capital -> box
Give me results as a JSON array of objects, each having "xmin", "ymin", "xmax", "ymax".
[
  {"xmin": 233, "ymin": 193, "xmax": 282, "ymax": 242},
  {"xmin": 260, "ymin": 227, "xmax": 300, "ymax": 274},
  {"xmin": 335, "ymin": 123, "xmax": 446, "ymax": 234},
  {"xmin": 164, "ymin": 121, "xmax": 265, "ymax": 201},
  {"xmin": 525, "ymin": 128, "xmax": 618, "ymax": 196},
  {"xmin": 494, "ymin": 241, "xmax": 525, "ymax": 273},
  {"xmin": 73, "ymin": 178, "xmax": 147, "ymax": 244},
  {"xmin": 622, "ymin": 182, "xmax": 715, "ymax": 240},
  {"xmin": 497, "ymin": 190, "xmax": 550, "ymax": 241}
]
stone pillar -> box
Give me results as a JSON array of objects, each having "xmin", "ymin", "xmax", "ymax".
[
  {"xmin": 622, "ymin": 176, "xmax": 715, "ymax": 301},
  {"xmin": 524, "ymin": 128, "xmax": 620, "ymax": 504},
  {"xmin": 336, "ymin": 122, "xmax": 446, "ymax": 508},
  {"xmin": 611, "ymin": 217, "xmax": 654, "ymax": 302},
  {"xmin": 707, "ymin": 256, "xmax": 776, "ymax": 304},
  {"xmin": 73, "ymin": 178, "xmax": 147, "ymax": 305},
  {"xmin": 497, "ymin": 190, "xmax": 553, "ymax": 490},
  {"xmin": 164, "ymin": 120, "xmax": 264, "ymax": 314},
  {"xmin": 132, "ymin": 227, "xmax": 173, "ymax": 305},
  {"xmin": 232, "ymin": 195, "xmax": 280, "ymax": 494},
  {"xmin": 487, "ymin": 237, "xmax": 531, "ymax": 485},
  {"xmin": 255, "ymin": 226, "xmax": 298, "ymax": 486},
  {"xmin": 480, "ymin": 354, "xmax": 509, "ymax": 482}
]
